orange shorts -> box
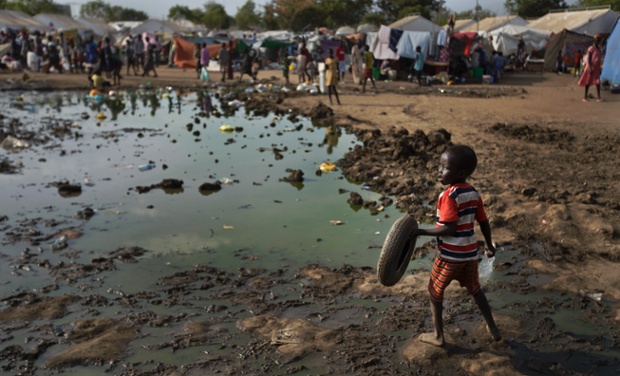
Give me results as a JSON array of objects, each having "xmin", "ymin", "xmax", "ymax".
[{"xmin": 428, "ymin": 257, "xmax": 480, "ymax": 303}]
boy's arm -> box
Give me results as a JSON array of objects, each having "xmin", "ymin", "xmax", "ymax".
[
  {"xmin": 413, "ymin": 221, "xmax": 457, "ymax": 238},
  {"xmin": 479, "ymin": 220, "xmax": 497, "ymax": 257}
]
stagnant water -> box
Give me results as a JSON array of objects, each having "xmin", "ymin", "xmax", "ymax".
[{"xmin": 0, "ymin": 91, "xmax": 618, "ymax": 374}]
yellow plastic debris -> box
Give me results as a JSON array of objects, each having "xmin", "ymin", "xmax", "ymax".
[
  {"xmin": 319, "ymin": 162, "xmax": 336, "ymax": 172},
  {"xmin": 219, "ymin": 125, "xmax": 234, "ymax": 133},
  {"xmin": 223, "ymin": 225, "xmax": 235, "ymax": 230},
  {"xmin": 96, "ymin": 112, "xmax": 106, "ymax": 120}
]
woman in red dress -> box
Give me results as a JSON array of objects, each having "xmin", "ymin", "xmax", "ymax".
[{"xmin": 578, "ymin": 36, "xmax": 603, "ymax": 102}]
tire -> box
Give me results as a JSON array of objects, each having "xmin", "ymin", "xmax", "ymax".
[{"xmin": 377, "ymin": 216, "xmax": 418, "ymax": 287}]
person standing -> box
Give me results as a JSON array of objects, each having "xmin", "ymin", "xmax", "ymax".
[
  {"xmin": 351, "ymin": 40, "xmax": 362, "ymax": 85},
  {"xmin": 125, "ymin": 35, "xmax": 137, "ymax": 76},
  {"xmin": 413, "ymin": 45, "xmax": 425, "ymax": 85},
  {"xmin": 325, "ymin": 49, "xmax": 341, "ymax": 105},
  {"xmin": 193, "ymin": 43, "xmax": 201, "ymax": 79},
  {"xmin": 578, "ymin": 36, "xmax": 604, "ymax": 102},
  {"xmin": 85, "ymin": 35, "xmax": 98, "ymax": 78},
  {"xmin": 227, "ymin": 43, "xmax": 234, "ymax": 80},
  {"xmin": 362, "ymin": 45, "xmax": 376, "ymax": 93},
  {"xmin": 200, "ymin": 43, "xmax": 210, "ymax": 81},
  {"xmin": 153, "ymin": 35, "xmax": 162, "ymax": 67},
  {"xmin": 134, "ymin": 34, "xmax": 145, "ymax": 74},
  {"xmin": 142, "ymin": 36, "xmax": 157, "ymax": 77},
  {"xmin": 238, "ymin": 50, "xmax": 253, "ymax": 82},
  {"xmin": 335, "ymin": 40, "xmax": 346, "ymax": 82},
  {"xmin": 218, "ymin": 43, "xmax": 228, "ymax": 82}
]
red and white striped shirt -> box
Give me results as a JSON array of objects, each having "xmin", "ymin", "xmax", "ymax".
[{"xmin": 435, "ymin": 183, "xmax": 487, "ymax": 261}]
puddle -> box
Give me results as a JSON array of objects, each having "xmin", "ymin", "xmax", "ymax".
[{"xmin": 0, "ymin": 91, "xmax": 618, "ymax": 375}]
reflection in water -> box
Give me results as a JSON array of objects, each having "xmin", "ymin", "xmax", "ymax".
[{"xmin": 324, "ymin": 125, "xmax": 341, "ymax": 155}]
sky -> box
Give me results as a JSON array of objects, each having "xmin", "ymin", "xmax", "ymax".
[{"xmin": 60, "ymin": 0, "xmax": 576, "ymax": 21}]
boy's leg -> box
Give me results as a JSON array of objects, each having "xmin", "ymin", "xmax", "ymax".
[
  {"xmin": 328, "ymin": 86, "xmax": 333, "ymax": 104},
  {"xmin": 333, "ymin": 85, "xmax": 341, "ymax": 105},
  {"xmin": 473, "ymin": 290, "xmax": 501, "ymax": 341},
  {"xmin": 419, "ymin": 298, "xmax": 444, "ymax": 347}
]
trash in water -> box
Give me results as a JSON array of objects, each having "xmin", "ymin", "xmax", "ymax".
[
  {"xmin": 1, "ymin": 136, "xmax": 31, "ymax": 150},
  {"xmin": 319, "ymin": 162, "xmax": 336, "ymax": 172},
  {"xmin": 329, "ymin": 220, "xmax": 344, "ymax": 225},
  {"xmin": 96, "ymin": 112, "xmax": 106, "ymax": 120},
  {"xmin": 223, "ymin": 225, "xmax": 235, "ymax": 230},
  {"xmin": 219, "ymin": 177, "xmax": 234, "ymax": 185},
  {"xmin": 219, "ymin": 125, "xmax": 234, "ymax": 133},
  {"xmin": 580, "ymin": 290, "xmax": 603, "ymax": 302},
  {"xmin": 51, "ymin": 235, "xmax": 68, "ymax": 251},
  {"xmin": 361, "ymin": 185, "xmax": 372, "ymax": 190},
  {"xmin": 138, "ymin": 163, "xmax": 155, "ymax": 171}
]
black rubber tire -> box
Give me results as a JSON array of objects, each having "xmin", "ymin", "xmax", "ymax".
[{"xmin": 377, "ymin": 216, "xmax": 418, "ymax": 286}]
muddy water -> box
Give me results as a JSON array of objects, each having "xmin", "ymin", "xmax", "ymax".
[{"xmin": 1, "ymin": 91, "xmax": 619, "ymax": 375}]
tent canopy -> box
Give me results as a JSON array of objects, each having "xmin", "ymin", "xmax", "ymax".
[
  {"xmin": 389, "ymin": 15, "xmax": 442, "ymax": 33},
  {"xmin": 34, "ymin": 13, "xmax": 91, "ymax": 34},
  {"xmin": 543, "ymin": 29, "xmax": 593, "ymax": 70},
  {"xmin": 490, "ymin": 24, "xmax": 551, "ymax": 55},
  {"xmin": 528, "ymin": 8, "xmax": 619, "ymax": 35},
  {"xmin": 336, "ymin": 26, "xmax": 356, "ymax": 36},
  {"xmin": 601, "ymin": 19, "xmax": 620, "ymax": 86},
  {"xmin": 0, "ymin": 10, "xmax": 46, "ymax": 31},
  {"xmin": 459, "ymin": 15, "xmax": 528, "ymax": 34}
]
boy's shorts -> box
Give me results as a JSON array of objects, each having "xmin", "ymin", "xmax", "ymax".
[
  {"xmin": 428, "ymin": 256, "xmax": 481, "ymax": 303},
  {"xmin": 363, "ymin": 68, "xmax": 373, "ymax": 79}
]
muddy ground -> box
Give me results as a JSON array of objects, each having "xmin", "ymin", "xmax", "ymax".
[{"xmin": 0, "ymin": 67, "xmax": 619, "ymax": 375}]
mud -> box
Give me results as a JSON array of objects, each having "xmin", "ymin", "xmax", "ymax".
[{"xmin": 0, "ymin": 69, "xmax": 619, "ymax": 375}]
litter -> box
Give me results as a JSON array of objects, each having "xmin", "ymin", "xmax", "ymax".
[
  {"xmin": 580, "ymin": 290, "xmax": 603, "ymax": 302},
  {"xmin": 319, "ymin": 162, "xmax": 336, "ymax": 172},
  {"xmin": 223, "ymin": 225, "xmax": 235, "ymax": 230},
  {"xmin": 1, "ymin": 136, "xmax": 31, "ymax": 150},
  {"xmin": 219, "ymin": 125, "xmax": 234, "ymax": 133},
  {"xmin": 329, "ymin": 220, "xmax": 344, "ymax": 225},
  {"xmin": 479, "ymin": 255, "xmax": 495, "ymax": 283},
  {"xmin": 96, "ymin": 112, "xmax": 106, "ymax": 120}
]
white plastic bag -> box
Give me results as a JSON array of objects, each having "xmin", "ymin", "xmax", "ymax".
[{"xmin": 479, "ymin": 255, "xmax": 495, "ymax": 283}]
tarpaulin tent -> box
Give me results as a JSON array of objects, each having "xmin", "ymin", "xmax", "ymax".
[
  {"xmin": 0, "ymin": 10, "xmax": 46, "ymax": 31},
  {"xmin": 489, "ymin": 24, "xmax": 551, "ymax": 56},
  {"xmin": 543, "ymin": 29, "xmax": 593, "ymax": 71},
  {"xmin": 601, "ymin": 18, "xmax": 620, "ymax": 86},
  {"xmin": 528, "ymin": 7, "xmax": 619, "ymax": 36},
  {"xmin": 173, "ymin": 37, "xmax": 243, "ymax": 69}
]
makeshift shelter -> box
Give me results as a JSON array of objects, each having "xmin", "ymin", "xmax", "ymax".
[
  {"xmin": 528, "ymin": 7, "xmax": 619, "ymax": 35},
  {"xmin": 601, "ymin": 18, "xmax": 620, "ymax": 86},
  {"xmin": 131, "ymin": 19, "xmax": 187, "ymax": 35},
  {"xmin": 489, "ymin": 25, "xmax": 551, "ymax": 55},
  {"xmin": 76, "ymin": 17, "xmax": 117, "ymax": 39},
  {"xmin": 453, "ymin": 19, "xmax": 476, "ymax": 32},
  {"xmin": 336, "ymin": 26, "xmax": 356, "ymax": 36},
  {"xmin": 0, "ymin": 10, "xmax": 46, "ymax": 31},
  {"xmin": 543, "ymin": 29, "xmax": 593, "ymax": 71},
  {"xmin": 459, "ymin": 15, "xmax": 528, "ymax": 34},
  {"xmin": 357, "ymin": 23, "xmax": 378, "ymax": 33},
  {"xmin": 109, "ymin": 21, "xmax": 143, "ymax": 33},
  {"xmin": 390, "ymin": 15, "xmax": 442, "ymax": 56},
  {"xmin": 173, "ymin": 36, "xmax": 247, "ymax": 69},
  {"xmin": 33, "ymin": 14, "xmax": 91, "ymax": 34}
]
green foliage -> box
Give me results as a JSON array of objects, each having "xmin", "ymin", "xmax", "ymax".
[
  {"xmin": 361, "ymin": 12, "xmax": 387, "ymax": 26},
  {"xmin": 168, "ymin": 5, "xmax": 196, "ymax": 21},
  {"xmin": 290, "ymin": 6, "xmax": 325, "ymax": 31},
  {"xmin": 375, "ymin": 0, "xmax": 444, "ymax": 22},
  {"xmin": 578, "ymin": 0, "xmax": 620, "ymax": 11},
  {"xmin": 504, "ymin": 0, "xmax": 568, "ymax": 18},
  {"xmin": 79, "ymin": 0, "xmax": 147, "ymax": 22},
  {"xmin": 203, "ymin": 1, "xmax": 231, "ymax": 30},
  {"xmin": 5, "ymin": 0, "xmax": 64, "ymax": 15},
  {"xmin": 315, "ymin": 0, "xmax": 373, "ymax": 28},
  {"xmin": 235, "ymin": 0, "xmax": 261, "ymax": 29}
]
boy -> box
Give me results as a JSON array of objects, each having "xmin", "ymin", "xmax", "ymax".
[
  {"xmin": 412, "ymin": 145, "xmax": 501, "ymax": 347},
  {"xmin": 413, "ymin": 45, "xmax": 425, "ymax": 85}
]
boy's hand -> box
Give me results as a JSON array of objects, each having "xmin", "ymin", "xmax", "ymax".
[{"xmin": 485, "ymin": 244, "xmax": 497, "ymax": 258}]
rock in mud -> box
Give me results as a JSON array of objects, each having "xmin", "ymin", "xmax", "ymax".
[
  {"xmin": 347, "ymin": 192, "xmax": 364, "ymax": 205},
  {"xmin": 279, "ymin": 169, "xmax": 304, "ymax": 183},
  {"xmin": 199, "ymin": 181, "xmax": 222, "ymax": 195}
]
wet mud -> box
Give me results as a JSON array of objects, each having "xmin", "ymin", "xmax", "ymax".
[{"xmin": 0, "ymin": 78, "xmax": 619, "ymax": 375}]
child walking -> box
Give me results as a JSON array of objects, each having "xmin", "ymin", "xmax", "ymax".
[{"xmin": 412, "ymin": 145, "xmax": 501, "ymax": 347}]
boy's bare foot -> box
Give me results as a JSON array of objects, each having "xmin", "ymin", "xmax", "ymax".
[
  {"xmin": 419, "ymin": 332, "xmax": 444, "ymax": 347},
  {"xmin": 486, "ymin": 325, "xmax": 502, "ymax": 342}
]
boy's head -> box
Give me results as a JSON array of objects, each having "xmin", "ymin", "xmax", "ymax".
[{"xmin": 439, "ymin": 145, "xmax": 478, "ymax": 185}]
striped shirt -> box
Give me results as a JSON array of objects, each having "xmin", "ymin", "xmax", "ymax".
[{"xmin": 435, "ymin": 183, "xmax": 487, "ymax": 261}]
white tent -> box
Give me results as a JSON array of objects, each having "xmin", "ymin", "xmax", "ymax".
[
  {"xmin": 459, "ymin": 15, "xmax": 528, "ymax": 34},
  {"xmin": 489, "ymin": 24, "xmax": 551, "ymax": 55},
  {"xmin": 528, "ymin": 7, "xmax": 619, "ymax": 35},
  {"xmin": 336, "ymin": 26, "xmax": 356, "ymax": 36},
  {"xmin": 76, "ymin": 17, "xmax": 116, "ymax": 38},
  {"xmin": 130, "ymin": 19, "xmax": 188, "ymax": 35},
  {"xmin": 389, "ymin": 15, "xmax": 442, "ymax": 57},
  {"xmin": 0, "ymin": 10, "xmax": 46, "ymax": 31},
  {"xmin": 357, "ymin": 23, "xmax": 378, "ymax": 33},
  {"xmin": 34, "ymin": 13, "xmax": 91, "ymax": 34},
  {"xmin": 389, "ymin": 15, "xmax": 442, "ymax": 33}
]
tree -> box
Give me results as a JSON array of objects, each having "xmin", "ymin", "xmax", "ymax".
[
  {"xmin": 290, "ymin": 6, "xmax": 325, "ymax": 31},
  {"xmin": 504, "ymin": 0, "xmax": 568, "ymax": 18},
  {"xmin": 235, "ymin": 0, "xmax": 261, "ymax": 29},
  {"xmin": 79, "ymin": 0, "xmax": 109, "ymax": 19},
  {"xmin": 168, "ymin": 5, "xmax": 205, "ymax": 24},
  {"xmin": 5, "ymin": 0, "xmax": 64, "ymax": 15},
  {"xmin": 362, "ymin": 12, "xmax": 387, "ymax": 26},
  {"xmin": 264, "ymin": 0, "xmax": 315, "ymax": 29},
  {"xmin": 80, "ymin": 0, "xmax": 147, "ymax": 21},
  {"xmin": 203, "ymin": 1, "xmax": 231, "ymax": 30},
  {"xmin": 375, "ymin": 0, "xmax": 444, "ymax": 22},
  {"xmin": 316, "ymin": 0, "xmax": 373, "ymax": 28},
  {"xmin": 578, "ymin": 0, "xmax": 620, "ymax": 11},
  {"xmin": 113, "ymin": 7, "xmax": 148, "ymax": 21}
]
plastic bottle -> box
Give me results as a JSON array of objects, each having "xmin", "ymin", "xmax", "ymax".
[{"xmin": 138, "ymin": 163, "xmax": 155, "ymax": 171}]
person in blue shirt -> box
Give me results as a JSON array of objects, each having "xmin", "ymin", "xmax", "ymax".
[
  {"xmin": 85, "ymin": 35, "xmax": 99, "ymax": 78},
  {"xmin": 413, "ymin": 46, "xmax": 425, "ymax": 85}
]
